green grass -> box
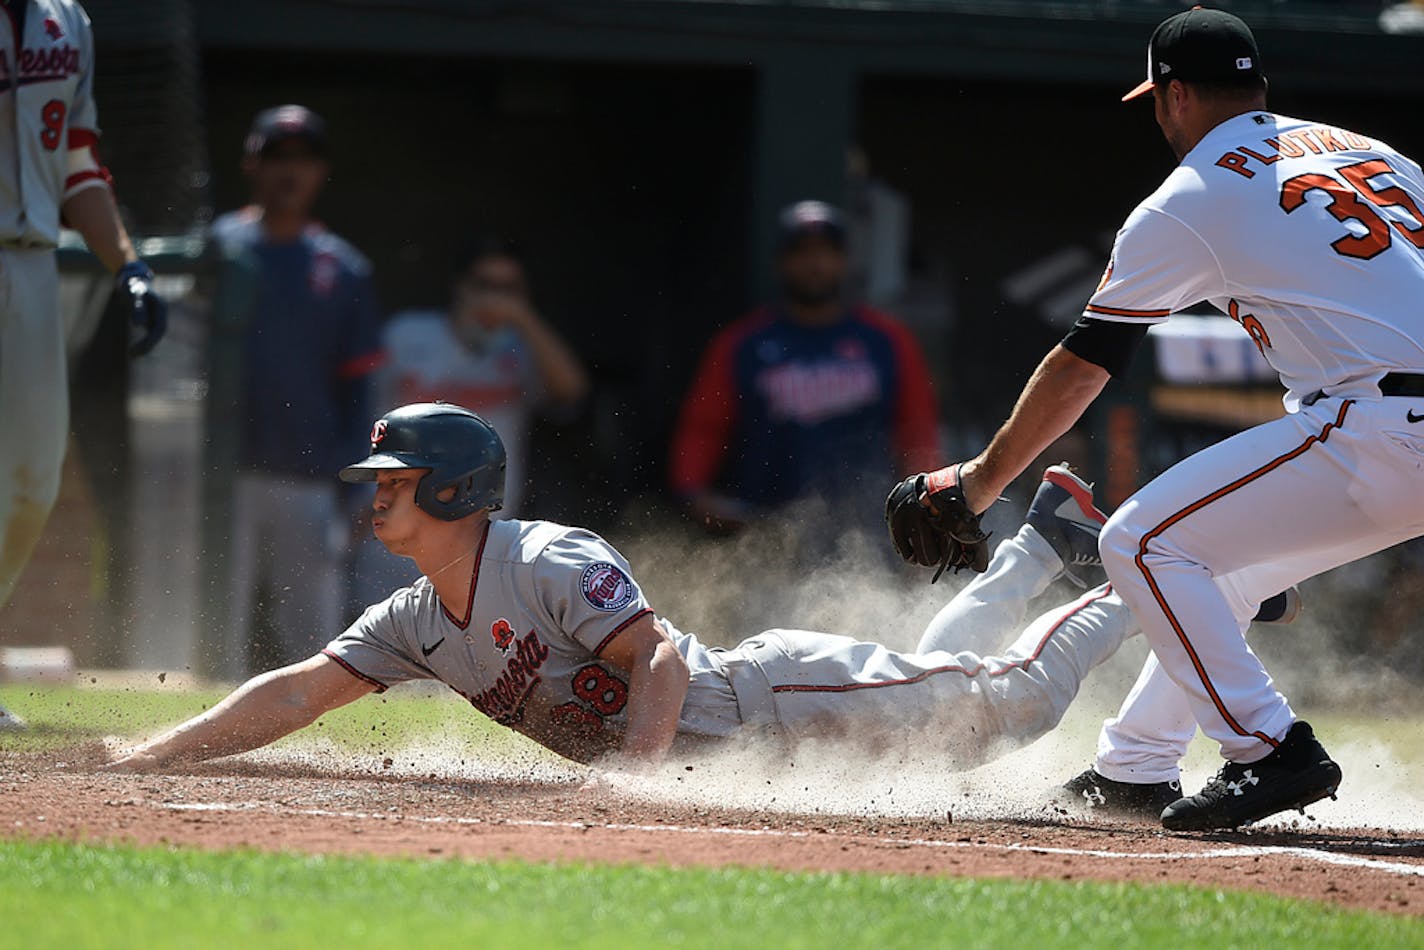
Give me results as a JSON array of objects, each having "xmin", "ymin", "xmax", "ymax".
[
  {"xmin": 0, "ymin": 681, "xmax": 530, "ymax": 758},
  {"xmin": 5, "ymin": 683, "xmax": 1422, "ymax": 946},
  {"xmin": 1, "ymin": 838, "xmax": 1418, "ymax": 949}
]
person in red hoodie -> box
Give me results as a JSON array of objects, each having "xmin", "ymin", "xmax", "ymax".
[{"xmin": 671, "ymin": 200, "xmax": 941, "ymax": 536}]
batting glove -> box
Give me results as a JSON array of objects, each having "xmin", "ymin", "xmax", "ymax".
[{"xmin": 117, "ymin": 260, "xmax": 168, "ymax": 357}]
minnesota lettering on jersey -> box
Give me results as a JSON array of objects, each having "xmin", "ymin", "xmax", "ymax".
[
  {"xmin": 759, "ymin": 359, "xmax": 882, "ymax": 425},
  {"xmin": 0, "ymin": 45, "xmax": 81, "ymax": 84},
  {"xmin": 461, "ymin": 629, "xmax": 549, "ymax": 724},
  {"xmin": 1215, "ymin": 125, "xmax": 1373, "ymax": 179}
]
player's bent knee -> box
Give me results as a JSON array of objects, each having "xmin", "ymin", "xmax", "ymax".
[{"xmin": 1097, "ymin": 510, "xmax": 1140, "ymax": 584}]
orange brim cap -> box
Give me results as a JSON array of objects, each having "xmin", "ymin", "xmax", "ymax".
[{"xmin": 1121, "ymin": 79, "xmax": 1155, "ymax": 102}]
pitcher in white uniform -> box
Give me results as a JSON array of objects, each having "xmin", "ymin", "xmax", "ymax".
[
  {"xmin": 901, "ymin": 7, "xmax": 1424, "ymax": 830},
  {"xmin": 106, "ymin": 402, "xmax": 1201, "ymax": 778}
]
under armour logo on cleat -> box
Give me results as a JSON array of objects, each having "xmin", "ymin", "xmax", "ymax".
[
  {"xmin": 1227, "ymin": 770, "xmax": 1259, "ymax": 796},
  {"xmin": 1082, "ymin": 788, "xmax": 1106, "ymax": 806}
]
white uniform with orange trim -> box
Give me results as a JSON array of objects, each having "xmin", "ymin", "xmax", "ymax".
[
  {"xmin": 0, "ymin": 0, "xmax": 110, "ymax": 605},
  {"xmin": 1083, "ymin": 110, "xmax": 1424, "ymax": 776},
  {"xmin": 324, "ymin": 517, "xmax": 1138, "ymax": 766}
]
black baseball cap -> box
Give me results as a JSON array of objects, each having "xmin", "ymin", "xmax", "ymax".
[
  {"xmin": 245, "ymin": 104, "xmax": 328, "ymax": 158},
  {"xmin": 777, "ymin": 200, "xmax": 847, "ymax": 252},
  {"xmin": 1122, "ymin": 6, "xmax": 1263, "ymax": 102}
]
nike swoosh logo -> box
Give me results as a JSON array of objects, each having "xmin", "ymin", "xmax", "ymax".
[
  {"xmin": 1409, "ymin": 410, "xmax": 1424, "ymax": 424},
  {"xmin": 421, "ymin": 637, "xmax": 445, "ymax": 658}
]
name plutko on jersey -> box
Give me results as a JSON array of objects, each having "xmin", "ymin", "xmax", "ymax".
[
  {"xmin": 1215, "ymin": 126, "xmax": 1374, "ymax": 179},
  {"xmin": 463, "ymin": 629, "xmax": 549, "ymax": 724}
]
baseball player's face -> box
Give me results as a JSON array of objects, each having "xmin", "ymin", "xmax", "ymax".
[
  {"xmin": 778, "ymin": 237, "xmax": 846, "ymax": 308},
  {"xmin": 249, "ymin": 141, "xmax": 329, "ymax": 215},
  {"xmin": 370, "ymin": 468, "xmax": 433, "ymax": 556}
]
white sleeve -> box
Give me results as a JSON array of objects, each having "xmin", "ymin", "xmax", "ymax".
[
  {"xmin": 322, "ymin": 589, "xmax": 433, "ymax": 690},
  {"xmin": 68, "ymin": 6, "xmax": 100, "ymax": 136},
  {"xmin": 1084, "ymin": 205, "xmax": 1224, "ymax": 325},
  {"xmin": 532, "ymin": 530, "xmax": 654, "ymax": 657}
]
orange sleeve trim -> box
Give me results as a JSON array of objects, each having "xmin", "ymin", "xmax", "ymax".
[
  {"xmin": 592, "ymin": 608, "xmax": 654, "ymax": 657},
  {"xmin": 1085, "ymin": 304, "xmax": 1171, "ymax": 319}
]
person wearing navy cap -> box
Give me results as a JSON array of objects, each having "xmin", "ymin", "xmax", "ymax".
[
  {"xmin": 211, "ymin": 104, "xmax": 384, "ymax": 678},
  {"xmin": 671, "ymin": 200, "xmax": 942, "ymax": 539}
]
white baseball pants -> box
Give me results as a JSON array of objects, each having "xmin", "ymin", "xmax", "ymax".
[
  {"xmin": 1097, "ymin": 394, "xmax": 1424, "ymax": 769},
  {"xmin": 0, "ymin": 248, "xmax": 64, "ymax": 607},
  {"xmin": 718, "ymin": 524, "xmax": 1138, "ymax": 765}
]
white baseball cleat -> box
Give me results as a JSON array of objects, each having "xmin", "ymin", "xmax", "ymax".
[{"xmin": 1026, "ymin": 463, "xmax": 1109, "ymax": 588}]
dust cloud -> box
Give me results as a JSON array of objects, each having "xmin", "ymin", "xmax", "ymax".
[{"xmin": 132, "ymin": 506, "xmax": 1424, "ymax": 833}]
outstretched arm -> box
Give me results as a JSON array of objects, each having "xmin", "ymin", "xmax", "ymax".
[
  {"xmin": 104, "ymin": 654, "xmax": 377, "ymax": 772},
  {"xmin": 958, "ymin": 345, "xmax": 1109, "ymax": 512}
]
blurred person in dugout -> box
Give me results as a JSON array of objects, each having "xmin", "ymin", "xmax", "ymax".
[
  {"xmin": 209, "ymin": 105, "xmax": 382, "ymax": 678},
  {"xmin": 670, "ymin": 200, "xmax": 942, "ymax": 540},
  {"xmin": 350, "ymin": 237, "xmax": 588, "ymax": 604}
]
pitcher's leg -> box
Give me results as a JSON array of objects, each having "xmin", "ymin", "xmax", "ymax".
[
  {"xmin": 1094, "ymin": 656, "xmax": 1195, "ymax": 784},
  {"xmin": 1101, "ymin": 399, "xmax": 1424, "ymax": 775},
  {"xmin": 1092, "ymin": 561, "xmax": 1293, "ymax": 785}
]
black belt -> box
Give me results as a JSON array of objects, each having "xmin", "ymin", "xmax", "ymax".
[
  {"xmin": 1302, "ymin": 372, "xmax": 1424, "ymax": 406},
  {"xmin": 1380, "ymin": 372, "xmax": 1424, "ymax": 398}
]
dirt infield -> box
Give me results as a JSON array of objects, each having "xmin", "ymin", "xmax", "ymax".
[{"xmin": 3, "ymin": 747, "xmax": 1421, "ymax": 917}]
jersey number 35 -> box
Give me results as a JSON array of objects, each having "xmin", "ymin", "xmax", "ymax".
[{"xmin": 1280, "ymin": 159, "xmax": 1424, "ymax": 260}]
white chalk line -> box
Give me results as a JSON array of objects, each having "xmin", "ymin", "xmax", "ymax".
[{"xmin": 157, "ymin": 800, "xmax": 1424, "ymax": 880}]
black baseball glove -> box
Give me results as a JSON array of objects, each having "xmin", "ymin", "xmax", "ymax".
[
  {"xmin": 885, "ymin": 465, "xmax": 991, "ymax": 583},
  {"xmin": 117, "ymin": 260, "xmax": 168, "ymax": 357}
]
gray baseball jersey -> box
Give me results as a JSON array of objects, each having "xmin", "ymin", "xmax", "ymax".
[
  {"xmin": 326, "ymin": 518, "xmax": 1138, "ymax": 768},
  {"xmin": 324, "ymin": 519, "xmax": 741, "ymax": 763},
  {"xmin": 0, "ymin": 0, "xmax": 101, "ymax": 247}
]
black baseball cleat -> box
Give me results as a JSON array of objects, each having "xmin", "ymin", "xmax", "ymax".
[
  {"xmin": 1160, "ymin": 720, "xmax": 1341, "ymax": 831},
  {"xmin": 1026, "ymin": 464, "xmax": 1109, "ymax": 589},
  {"xmin": 1060, "ymin": 768, "xmax": 1182, "ymax": 820}
]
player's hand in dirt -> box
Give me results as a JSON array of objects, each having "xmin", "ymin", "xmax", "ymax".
[
  {"xmin": 578, "ymin": 756, "xmax": 660, "ymax": 794},
  {"xmin": 100, "ymin": 749, "xmax": 162, "ymax": 774}
]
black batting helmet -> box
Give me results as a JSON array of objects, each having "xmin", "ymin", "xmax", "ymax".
[{"xmin": 339, "ymin": 403, "xmax": 505, "ymax": 520}]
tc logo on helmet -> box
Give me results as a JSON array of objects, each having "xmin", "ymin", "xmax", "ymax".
[{"xmin": 370, "ymin": 419, "xmax": 388, "ymax": 448}]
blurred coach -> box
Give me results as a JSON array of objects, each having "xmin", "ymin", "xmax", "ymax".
[{"xmin": 671, "ymin": 200, "xmax": 942, "ymax": 536}]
